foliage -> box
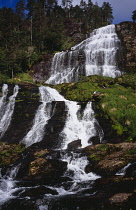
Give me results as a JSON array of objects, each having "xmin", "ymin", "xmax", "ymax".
[
  {"xmin": 0, "ymin": 73, "xmax": 10, "ymax": 83},
  {"xmin": 0, "ymin": 143, "xmax": 25, "ymax": 166},
  {"xmin": 12, "ymin": 72, "xmax": 33, "ymax": 83},
  {"xmin": 126, "ymin": 148, "xmax": 136, "ymax": 155},
  {"xmin": 132, "ymin": 10, "xmax": 136, "ymax": 22},
  {"xmin": 55, "ymin": 74, "xmax": 136, "ymax": 141},
  {"xmin": 0, "ymin": 72, "xmax": 33, "ymax": 84},
  {"xmin": 0, "ymin": 0, "xmax": 114, "ymax": 78}
]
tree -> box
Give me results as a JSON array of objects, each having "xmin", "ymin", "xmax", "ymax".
[
  {"xmin": 62, "ymin": 0, "xmax": 73, "ymax": 9},
  {"xmin": 132, "ymin": 10, "xmax": 136, "ymax": 22},
  {"xmin": 101, "ymin": 2, "xmax": 113, "ymax": 24},
  {"xmin": 26, "ymin": 0, "xmax": 36, "ymax": 18},
  {"xmin": 62, "ymin": 0, "xmax": 73, "ymax": 17},
  {"xmin": 16, "ymin": 0, "xmax": 25, "ymax": 19},
  {"xmin": 80, "ymin": 0, "xmax": 87, "ymax": 10},
  {"xmin": 0, "ymin": 7, "xmax": 18, "ymax": 49}
]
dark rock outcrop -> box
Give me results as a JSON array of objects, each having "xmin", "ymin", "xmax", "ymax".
[
  {"xmin": 125, "ymin": 162, "xmax": 136, "ymax": 177},
  {"xmin": 1, "ymin": 83, "xmax": 40, "ymax": 144},
  {"xmin": 67, "ymin": 139, "xmax": 82, "ymax": 150},
  {"xmin": 83, "ymin": 143, "xmax": 136, "ymax": 176},
  {"xmin": 116, "ymin": 21, "xmax": 136, "ymax": 73},
  {"xmin": 30, "ymin": 54, "xmax": 52, "ymax": 82}
]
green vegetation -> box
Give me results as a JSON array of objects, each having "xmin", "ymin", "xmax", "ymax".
[
  {"xmin": 55, "ymin": 74, "xmax": 136, "ymax": 141},
  {"xmin": 132, "ymin": 10, "xmax": 136, "ymax": 22},
  {"xmin": 0, "ymin": 0, "xmax": 113, "ymax": 79},
  {"xmin": 0, "ymin": 143, "xmax": 25, "ymax": 166},
  {"xmin": 87, "ymin": 144, "xmax": 119, "ymax": 162},
  {"xmin": 0, "ymin": 72, "xmax": 33, "ymax": 84},
  {"xmin": 126, "ymin": 148, "xmax": 136, "ymax": 155}
]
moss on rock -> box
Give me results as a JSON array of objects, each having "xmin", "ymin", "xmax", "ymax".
[
  {"xmin": 0, "ymin": 143, "xmax": 25, "ymax": 166},
  {"xmin": 84, "ymin": 143, "xmax": 136, "ymax": 176}
]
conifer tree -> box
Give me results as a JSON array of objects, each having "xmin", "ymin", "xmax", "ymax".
[
  {"xmin": 101, "ymin": 2, "xmax": 113, "ymax": 24},
  {"xmin": 26, "ymin": 0, "xmax": 36, "ymax": 18},
  {"xmin": 16, "ymin": 0, "xmax": 25, "ymax": 19},
  {"xmin": 132, "ymin": 10, "xmax": 136, "ymax": 22}
]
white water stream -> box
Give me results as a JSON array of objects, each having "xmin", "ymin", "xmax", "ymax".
[
  {"xmin": 22, "ymin": 86, "xmax": 66, "ymax": 147},
  {"xmin": 0, "ymin": 84, "xmax": 8, "ymax": 120},
  {"xmin": 0, "ymin": 165, "xmax": 20, "ymax": 205},
  {"xmin": 22, "ymin": 86, "xmax": 103, "ymax": 148},
  {"xmin": 116, "ymin": 163, "xmax": 132, "ymax": 176},
  {"xmin": 0, "ymin": 85, "xmax": 19, "ymax": 139}
]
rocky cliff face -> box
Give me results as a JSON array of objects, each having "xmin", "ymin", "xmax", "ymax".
[{"xmin": 116, "ymin": 21, "xmax": 136, "ymax": 73}]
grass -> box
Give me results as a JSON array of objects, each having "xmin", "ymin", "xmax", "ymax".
[
  {"xmin": 55, "ymin": 74, "xmax": 136, "ymax": 141},
  {"xmin": 0, "ymin": 72, "xmax": 33, "ymax": 84}
]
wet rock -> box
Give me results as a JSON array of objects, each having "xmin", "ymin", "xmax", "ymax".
[
  {"xmin": 88, "ymin": 136, "xmax": 100, "ymax": 145},
  {"xmin": 116, "ymin": 21, "xmax": 136, "ymax": 73},
  {"xmin": 0, "ymin": 143, "xmax": 25, "ymax": 167},
  {"xmin": 1, "ymin": 83, "xmax": 40, "ymax": 144},
  {"xmin": 67, "ymin": 139, "xmax": 82, "ymax": 150},
  {"xmin": 83, "ymin": 143, "xmax": 136, "ymax": 176},
  {"xmin": 109, "ymin": 193, "xmax": 133, "ymax": 204},
  {"xmin": 17, "ymin": 153, "xmax": 67, "ymax": 186},
  {"xmin": 20, "ymin": 186, "xmax": 58, "ymax": 198},
  {"xmin": 1, "ymin": 198, "xmax": 37, "ymax": 210},
  {"xmin": 125, "ymin": 162, "xmax": 136, "ymax": 177},
  {"xmin": 30, "ymin": 54, "xmax": 52, "ymax": 82}
]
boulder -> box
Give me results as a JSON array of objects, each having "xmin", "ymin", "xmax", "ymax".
[
  {"xmin": 125, "ymin": 162, "xmax": 136, "ymax": 177},
  {"xmin": 88, "ymin": 136, "xmax": 100, "ymax": 145},
  {"xmin": 67, "ymin": 139, "xmax": 82, "ymax": 150}
]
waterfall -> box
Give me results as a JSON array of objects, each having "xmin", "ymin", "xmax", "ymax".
[
  {"xmin": 21, "ymin": 86, "xmax": 102, "ymax": 197},
  {"xmin": 46, "ymin": 51, "xmax": 79, "ymax": 85},
  {"xmin": 22, "ymin": 86, "xmax": 66, "ymax": 147},
  {"xmin": 60, "ymin": 101, "xmax": 103, "ymax": 149},
  {"xmin": 0, "ymin": 86, "xmax": 103, "ymax": 208},
  {"xmin": 0, "ymin": 84, "xmax": 8, "ymax": 120},
  {"xmin": 116, "ymin": 163, "xmax": 132, "ymax": 176},
  {"xmin": 46, "ymin": 24, "xmax": 122, "ymax": 85},
  {"xmin": 0, "ymin": 165, "xmax": 20, "ymax": 204},
  {"xmin": 84, "ymin": 24, "xmax": 121, "ymax": 78},
  {"xmin": 0, "ymin": 85, "xmax": 19, "ymax": 139},
  {"xmin": 22, "ymin": 86, "xmax": 103, "ymax": 148},
  {"xmin": 62, "ymin": 153, "xmax": 100, "ymax": 182}
]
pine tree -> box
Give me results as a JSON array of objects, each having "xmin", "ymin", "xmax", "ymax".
[
  {"xmin": 62, "ymin": 0, "xmax": 73, "ymax": 18},
  {"xmin": 80, "ymin": 0, "xmax": 86, "ymax": 10},
  {"xmin": 16, "ymin": 0, "xmax": 25, "ymax": 19},
  {"xmin": 26, "ymin": 0, "xmax": 36, "ymax": 18},
  {"xmin": 62, "ymin": 0, "xmax": 73, "ymax": 9},
  {"xmin": 132, "ymin": 10, "xmax": 136, "ymax": 22},
  {"xmin": 101, "ymin": 2, "xmax": 113, "ymax": 24}
]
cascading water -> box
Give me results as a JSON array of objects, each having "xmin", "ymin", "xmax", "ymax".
[
  {"xmin": 46, "ymin": 50, "xmax": 79, "ymax": 85},
  {"xmin": 116, "ymin": 163, "xmax": 132, "ymax": 176},
  {"xmin": 0, "ymin": 86, "xmax": 102, "ymax": 207},
  {"xmin": 46, "ymin": 24, "xmax": 122, "ymax": 85},
  {"xmin": 84, "ymin": 24, "xmax": 121, "ymax": 77},
  {"xmin": 0, "ymin": 84, "xmax": 8, "ymax": 120},
  {"xmin": 0, "ymin": 165, "xmax": 20, "ymax": 205},
  {"xmin": 22, "ymin": 86, "xmax": 66, "ymax": 147},
  {"xmin": 0, "ymin": 85, "xmax": 19, "ymax": 139},
  {"xmin": 60, "ymin": 101, "xmax": 103, "ymax": 149},
  {"xmin": 22, "ymin": 86, "xmax": 103, "ymax": 148},
  {"xmin": 22, "ymin": 86, "xmax": 102, "ymax": 199}
]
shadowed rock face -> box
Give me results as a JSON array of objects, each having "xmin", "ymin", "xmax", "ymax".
[
  {"xmin": 0, "ymin": 83, "xmax": 40, "ymax": 144},
  {"xmin": 116, "ymin": 21, "xmax": 136, "ymax": 73}
]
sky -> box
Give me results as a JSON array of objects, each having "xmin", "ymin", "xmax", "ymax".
[{"xmin": 0, "ymin": 0, "xmax": 135, "ymax": 24}]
